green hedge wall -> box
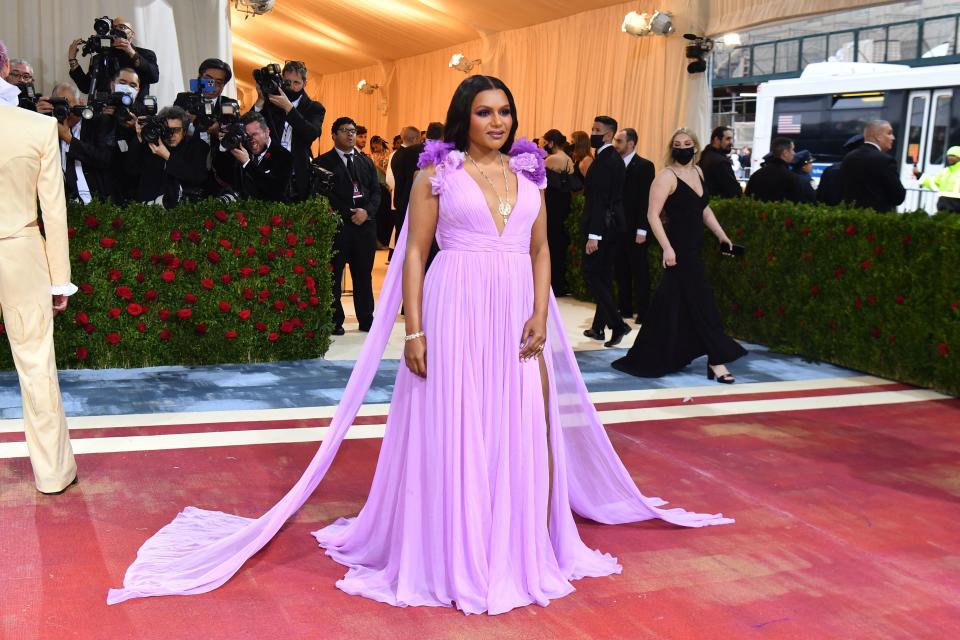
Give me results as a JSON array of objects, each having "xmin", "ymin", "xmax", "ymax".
[
  {"xmin": 565, "ymin": 194, "xmax": 960, "ymax": 396},
  {"xmin": 0, "ymin": 198, "xmax": 339, "ymax": 370}
]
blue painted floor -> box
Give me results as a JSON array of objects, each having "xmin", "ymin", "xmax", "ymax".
[{"xmin": 0, "ymin": 342, "xmax": 861, "ymax": 419}]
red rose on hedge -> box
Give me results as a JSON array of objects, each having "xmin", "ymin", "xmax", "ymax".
[
  {"xmin": 170, "ymin": 229, "xmax": 183, "ymax": 242},
  {"xmin": 107, "ymin": 307, "xmax": 121, "ymax": 319},
  {"xmin": 219, "ymin": 301, "xmax": 232, "ymax": 313},
  {"xmin": 137, "ymin": 322, "xmax": 147, "ymax": 333},
  {"xmin": 84, "ymin": 323, "xmax": 95, "ymax": 334},
  {"xmin": 127, "ymin": 303, "xmax": 144, "ymax": 317},
  {"xmin": 754, "ymin": 309, "xmax": 765, "ymax": 318},
  {"xmin": 80, "ymin": 283, "xmax": 94, "ymax": 294},
  {"xmin": 938, "ymin": 342, "xmax": 949, "ymax": 358},
  {"xmin": 188, "ymin": 230, "xmax": 201, "ymax": 243},
  {"xmin": 874, "ymin": 246, "xmax": 883, "ymax": 256},
  {"xmin": 183, "ymin": 259, "xmax": 198, "ymax": 273},
  {"xmin": 242, "ymin": 287, "xmax": 255, "ymax": 300},
  {"xmin": 207, "ymin": 250, "xmax": 222, "ymax": 264},
  {"xmin": 895, "ymin": 295, "xmax": 905, "ymax": 305},
  {"xmin": 221, "ymin": 274, "xmax": 232, "ymax": 284},
  {"xmin": 801, "ymin": 227, "xmax": 811, "ymax": 236},
  {"xmin": 136, "ymin": 273, "xmax": 145, "ymax": 283},
  {"xmin": 161, "ymin": 270, "xmax": 176, "ymax": 283},
  {"xmin": 233, "ymin": 247, "xmax": 241, "ymax": 257},
  {"xmin": 854, "ymin": 298, "xmax": 862, "ymax": 310},
  {"xmin": 272, "ymin": 300, "xmax": 285, "ymax": 311},
  {"xmin": 258, "ymin": 289, "xmax": 270, "ymax": 301},
  {"xmin": 810, "ymin": 285, "xmax": 821, "ymax": 296},
  {"xmin": 271, "ymin": 214, "xmax": 283, "ymax": 227},
  {"xmin": 201, "ymin": 278, "xmax": 214, "ymax": 290},
  {"xmin": 870, "ymin": 326, "xmax": 881, "ymax": 339},
  {"xmin": 298, "ymin": 301, "xmax": 308, "ymax": 311},
  {"xmin": 214, "ymin": 210, "xmax": 228, "ymax": 222},
  {"xmin": 159, "ymin": 308, "xmax": 171, "ymax": 321},
  {"xmin": 306, "ymin": 330, "xmax": 315, "ymax": 338},
  {"xmin": 115, "ymin": 285, "xmax": 133, "ymax": 300},
  {"xmin": 267, "ymin": 251, "xmax": 276, "ymax": 260},
  {"xmin": 268, "ymin": 332, "xmax": 279, "ymax": 342},
  {"xmin": 845, "ymin": 225, "xmax": 857, "ymax": 235},
  {"xmin": 246, "ymin": 246, "xmax": 256, "ymax": 257},
  {"xmin": 79, "ymin": 250, "xmax": 93, "ymax": 263},
  {"xmin": 99, "ymin": 237, "xmax": 116, "ymax": 249},
  {"xmin": 185, "ymin": 293, "xmax": 198, "ymax": 304},
  {"xmin": 276, "ymin": 276, "xmax": 286, "ymax": 285},
  {"xmin": 203, "ymin": 219, "xmax": 215, "ymax": 231},
  {"xmin": 195, "ymin": 323, "xmax": 208, "ymax": 335},
  {"xmin": 106, "ymin": 332, "xmax": 121, "ymax": 345},
  {"xmin": 145, "ymin": 289, "xmax": 158, "ymax": 301},
  {"xmin": 219, "ymin": 239, "xmax": 232, "ymax": 249},
  {"xmin": 159, "ymin": 329, "xmax": 172, "ymax": 340},
  {"xmin": 238, "ymin": 309, "xmax": 251, "ymax": 321},
  {"xmin": 239, "ymin": 267, "xmax": 254, "ymax": 278},
  {"xmin": 68, "ymin": 227, "xmax": 77, "ymax": 238},
  {"xmin": 76, "ymin": 347, "xmax": 88, "ymax": 360},
  {"xmin": 259, "ymin": 225, "xmax": 272, "ymax": 236},
  {"xmin": 224, "ymin": 330, "xmax": 238, "ymax": 340},
  {"xmin": 286, "ymin": 233, "xmax": 298, "ymax": 247},
  {"xmin": 75, "ymin": 311, "xmax": 89, "ymax": 324},
  {"xmin": 176, "ymin": 308, "xmax": 192, "ymax": 320},
  {"xmin": 834, "ymin": 267, "xmax": 844, "ymax": 279},
  {"xmin": 903, "ymin": 234, "xmax": 912, "ymax": 246},
  {"xmin": 305, "ymin": 235, "xmax": 314, "ymax": 246},
  {"xmin": 309, "ymin": 296, "xmax": 319, "ymax": 306},
  {"xmin": 280, "ymin": 320, "xmax": 295, "ymax": 333},
  {"xmin": 861, "ymin": 259, "xmax": 871, "ymax": 270},
  {"xmin": 258, "ymin": 265, "xmax": 270, "ymax": 276},
  {"xmin": 283, "ymin": 249, "xmax": 294, "ymax": 259},
  {"xmin": 255, "ymin": 322, "xmax": 267, "ymax": 332},
  {"xmin": 294, "ymin": 264, "xmax": 305, "ymax": 274},
  {"xmin": 108, "ymin": 269, "xmax": 122, "ymax": 282},
  {"xmin": 84, "ymin": 215, "xmax": 100, "ymax": 229}
]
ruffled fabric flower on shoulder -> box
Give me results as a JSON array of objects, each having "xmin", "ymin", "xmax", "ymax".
[
  {"xmin": 417, "ymin": 140, "xmax": 465, "ymax": 196},
  {"xmin": 508, "ymin": 138, "xmax": 547, "ymax": 189}
]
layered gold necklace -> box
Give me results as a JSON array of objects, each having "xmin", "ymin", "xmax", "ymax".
[{"xmin": 466, "ymin": 152, "xmax": 513, "ymax": 222}]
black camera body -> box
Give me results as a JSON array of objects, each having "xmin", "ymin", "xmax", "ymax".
[
  {"xmin": 220, "ymin": 122, "xmax": 251, "ymax": 152},
  {"xmin": 141, "ymin": 115, "xmax": 172, "ymax": 145},
  {"xmin": 184, "ymin": 94, "xmax": 241, "ymax": 130},
  {"xmin": 253, "ymin": 63, "xmax": 286, "ymax": 96},
  {"xmin": 132, "ymin": 95, "xmax": 158, "ymax": 117},
  {"xmin": 16, "ymin": 83, "xmax": 38, "ymax": 111},
  {"xmin": 81, "ymin": 16, "xmax": 126, "ymax": 56},
  {"xmin": 308, "ymin": 160, "xmax": 336, "ymax": 197},
  {"xmin": 45, "ymin": 98, "xmax": 89, "ymax": 123}
]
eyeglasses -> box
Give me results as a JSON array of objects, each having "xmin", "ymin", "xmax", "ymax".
[
  {"xmin": 201, "ymin": 74, "xmax": 226, "ymax": 87},
  {"xmin": 8, "ymin": 70, "xmax": 33, "ymax": 82},
  {"xmin": 114, "ymin": 24, "xmax": 134, "ymax": 35},
  {"xmin": 337, "ymin": 128, "xmax": 357, "ymax": 135},
  {"xmin": 167, "ymin": 126, "xmax": 184, "ymax": 134}
]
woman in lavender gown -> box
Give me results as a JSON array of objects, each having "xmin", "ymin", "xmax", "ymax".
[{"xmin": 108, "ymin": 77, "xmax": 732, "ymax": 615}]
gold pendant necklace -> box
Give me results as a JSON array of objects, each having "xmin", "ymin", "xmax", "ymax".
[{"xmin": 466, "ymin": 152, "xmax": 512, "ymax": 222}]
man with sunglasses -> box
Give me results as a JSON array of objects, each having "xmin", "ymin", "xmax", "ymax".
[
  {"xmin": 67, "ymin": 17, "xmax": 159, "ymax": 105},
  {"xmin": 129, "ymin": 105, "xmax": 210, "ymax": 208},
  {"xmin": 249, "ymin": 60, "xmax": 325, "ymax": 201}
]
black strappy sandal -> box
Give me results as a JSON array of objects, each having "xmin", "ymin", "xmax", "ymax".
[{"xmin": 707, "ymin": 364, "xmax": 735, "ymax": 384}]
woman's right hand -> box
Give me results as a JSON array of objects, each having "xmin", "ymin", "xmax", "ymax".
[
  {"xmin": 68, "ymin": 38, "xmax": 84, "ymax": 60},
  {"xmin": 662, "ymin": 246, "xmax": 677, "ymax": 268},
  {"xmin": 404, "ymin": 336, "xmax": 427, "ymax": 378}
]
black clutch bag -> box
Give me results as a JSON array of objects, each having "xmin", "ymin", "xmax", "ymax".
[{"xmin": 720, "ymin": 242, "xmax": 745, "ymax": 257}]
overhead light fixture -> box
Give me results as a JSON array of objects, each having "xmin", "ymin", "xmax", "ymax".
[
  {"xmin": 683, "ymin": 33, "xmax": 714, "ymax": 74},
  {"xmin": 357, "ymin": 79, "xmax": 379, "ymax": 95},
  {"xmin": 722, "ymin": 33, "xmax": 742, "ymax": 46},
  {"xmin": 233, "ymin": 0, "xmax": 275, "ymax": 19},
  {"xmin": 622, "ymin": 10, "xmax": 674, "ymax": 37},
  {"xmin": 449, "ymin": 53, "xmax": 480, "ymax": 73}
]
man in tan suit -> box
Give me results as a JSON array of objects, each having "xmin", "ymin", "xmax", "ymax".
[{"xmin": 0, "ymin": 41, "xmax": 78, "ymax": 494}]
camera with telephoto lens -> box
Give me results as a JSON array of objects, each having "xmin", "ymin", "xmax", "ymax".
[
  {"xmin": 81, "ymin": 16, "xmax": 127, "ymax": 57},
  {"xmin": 16, "ymin": 83, "xmax": 38, "ymax": 111},
  {"xmin": 253, "ymin": 63, "xmax": 286, "ymax": 96},
  {"xmin": 141, "ymin": 115, "xmax": 171, "ymax": 145},
  {"xmin": 132, "ymin": 95, "xmax": 158, "ymax": 117},
  {"xmin": 307, "ymin": 159, "xmax": 335, "ymax": 197},
  {"xmin": 45, "ymin": 97, "xmax": 92, "ymax": 123},
  {"xmin": 86, "ymin": 90, "xmax": 133, "ymax": 119},
  {"xmin": 220, "ymin": 122, "xmax": 251, "ymax": 151}
]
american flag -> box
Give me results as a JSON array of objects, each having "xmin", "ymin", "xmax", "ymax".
[{"xmin": 777, "ymin": 114, "xmax": 802, "ymax": 134}]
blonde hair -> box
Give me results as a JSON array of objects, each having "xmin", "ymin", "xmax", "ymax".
[{"xmin": 664, "ymin": 127, "xmax": 701, "ymax": 166}]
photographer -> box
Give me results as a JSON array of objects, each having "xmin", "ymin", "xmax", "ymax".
[
  {"xmin": 130, "ymin": 105, "xmax": 209, "ymax": 208},
  {"xmin": 215, "ymin": 111, "xmax": 292, "ymax": 202},
  {"xmin": 101, "ymin": 67, "xmax": 146, "ymax": 203},
  {"xmin": 249, "ymin": 61, "xmax": 324, "ymax": 201},
  {"xmin": 174, "ymin": 58, "xmax": 239, "ymax": 144},
  {"xmin": 36, "ymin": 82, "xmax": 116, "ymax": 204},
  {"xmin": 67, "ymin": 17, "xmax": 158, "ymax": 104},
  {"xmin": 4, "ymin": 57, "xmax": 33, "ymax": 85}
]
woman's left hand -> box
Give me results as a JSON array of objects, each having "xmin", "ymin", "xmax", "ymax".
[{"xmin": 519, "ymin": 314, "xmax": 548, "ymax": 361}]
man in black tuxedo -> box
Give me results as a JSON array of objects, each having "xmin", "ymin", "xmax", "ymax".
[
  {"xmin": 582, "ymin": 115, "xmax": 630, "ymax": 348},
  {"xmin": 390, "ymin": 125, "xmax": 425, "ymax": 227},
  {"xmin": 248, "ymin": 61, "xmax": 325, "ymax": 202},
  {"xmin": 37, "ymin": 82, "xmax": 116, "ymax": 204},
  {"xmin": 612, "ymin": 128, "xmax": 656, "ymax": 324},
  {"xmin": 745, "ymin": 137, "xmax": 815, "ymax": 203},
  {"xmin": 130, "ymin": 106, "xmax": 209, "ymax": 208},
  {"xmin": 219, "ymin": 111, "xmax": 293, "ymax": 201},
  {"xmin": 67, "ymin": 17, "xmax": 158, "ymax": 105},
  {"xmin": 315, "ymin": 117, "xmax": 381, "ymax": 335},
  {"xmin": 839, "ymin": 120, "xmax": 905, "ymax": 212},
  {"xmin": 698, "ymin": 126, "xmax": 742, "ymax": 198},
  {"xmin": 173, "ymin": 58, "xmax": 240, "ymax": 144}
]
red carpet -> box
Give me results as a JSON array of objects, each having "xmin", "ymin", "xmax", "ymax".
[{"xmin": 3, "ymin": 398, "xmax": 960, "ymax": 639}]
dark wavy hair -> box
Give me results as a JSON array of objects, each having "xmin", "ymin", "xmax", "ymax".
[{"xmin": 443, "ymin": 75, "xmax": 518, "ymax": 153}]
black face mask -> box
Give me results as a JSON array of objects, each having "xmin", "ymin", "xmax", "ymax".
[
  {"xmin": 671, "ymin": 147, "xmax": 696, "ymax": 165},
  {"xmin": 282, "ymin": 87, "xmax": 304, "ymax": 101},
  {"xmin": 590, "ymin": 134, "xmax": 605, "ymax": 149}
]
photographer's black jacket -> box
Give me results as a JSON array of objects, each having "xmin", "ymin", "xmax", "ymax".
[
  {"xmin": 130, "ymin": 135, "xmax": 210, "ymax": 208},
  {"xmin": 239, "ymin": 139, "xmax": 293, "ymax": 202},
  {"xmin": 64, "ymin": 114, "xmax": 117, "ymax": 202},
  {"xmin": 248, "ymin": 96, "xmax": 325, "ymax": 201},
  {"xmin": 70, "ymin": 45, "xmax": 159, "ymax": 103},
  {"xmin": 581, "ymin": 145, "xmax": 626, "ymax": 239},
  {"xmin": 314, "ymin": 147, "xmax": 381, "ymax": 223}
]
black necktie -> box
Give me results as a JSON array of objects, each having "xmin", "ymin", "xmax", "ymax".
[{"xmin": 346, "ymin": 152, "xmax": 359, "ymax": 183}]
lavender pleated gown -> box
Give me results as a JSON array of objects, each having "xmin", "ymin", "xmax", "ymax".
[{"xmin": 107, "ymin": 140, "xmax": 732, "ymax": 615}]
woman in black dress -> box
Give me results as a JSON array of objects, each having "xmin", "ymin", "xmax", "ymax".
[
  {"xmin": 542, "ymin": 129, "xmax": 579, "ymax": 296},
  {"xmin": 612, "ymin": 128, "xmax": 746, "ymax": 383}
]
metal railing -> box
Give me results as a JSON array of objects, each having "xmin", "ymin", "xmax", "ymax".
[{"xmin": 713, "ymin": 13, "xmax": 960, "ymax": 87}]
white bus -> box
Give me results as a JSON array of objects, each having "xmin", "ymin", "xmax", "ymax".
[{"xmin": 752, "ymin": 61, "xmax": 959, "ymax": 212}]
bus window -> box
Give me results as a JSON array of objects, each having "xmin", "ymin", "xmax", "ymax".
[
  {"xmin": 831, "ymin": 93, "xmax": 885, "ymax": 109},
  {"xmin": 929, "ymin": 94, "xmax": 952, "ymax": 164},
  {"xmin": 906, "ymin": 95, "xmax": 926, "ymax": 164}
]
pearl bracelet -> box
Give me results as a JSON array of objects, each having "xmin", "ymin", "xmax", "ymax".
[{"xmin": 404, "ymin": 331, "xmax": 425, "ymax": 342}]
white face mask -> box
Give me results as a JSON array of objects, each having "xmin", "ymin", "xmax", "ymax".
[{"xmin": 114, "ymin": 83, "xmax": 138, "ymax": 101}]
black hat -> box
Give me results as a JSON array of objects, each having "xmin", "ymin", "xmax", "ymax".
[{"xmin": 843, "ymin": 134, "xmax": 864, "ymax": 150}]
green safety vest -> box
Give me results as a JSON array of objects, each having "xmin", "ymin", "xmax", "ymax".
[{"xmin": 919, "ymin": 162, "xmax": 960, "ymax": 199}]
